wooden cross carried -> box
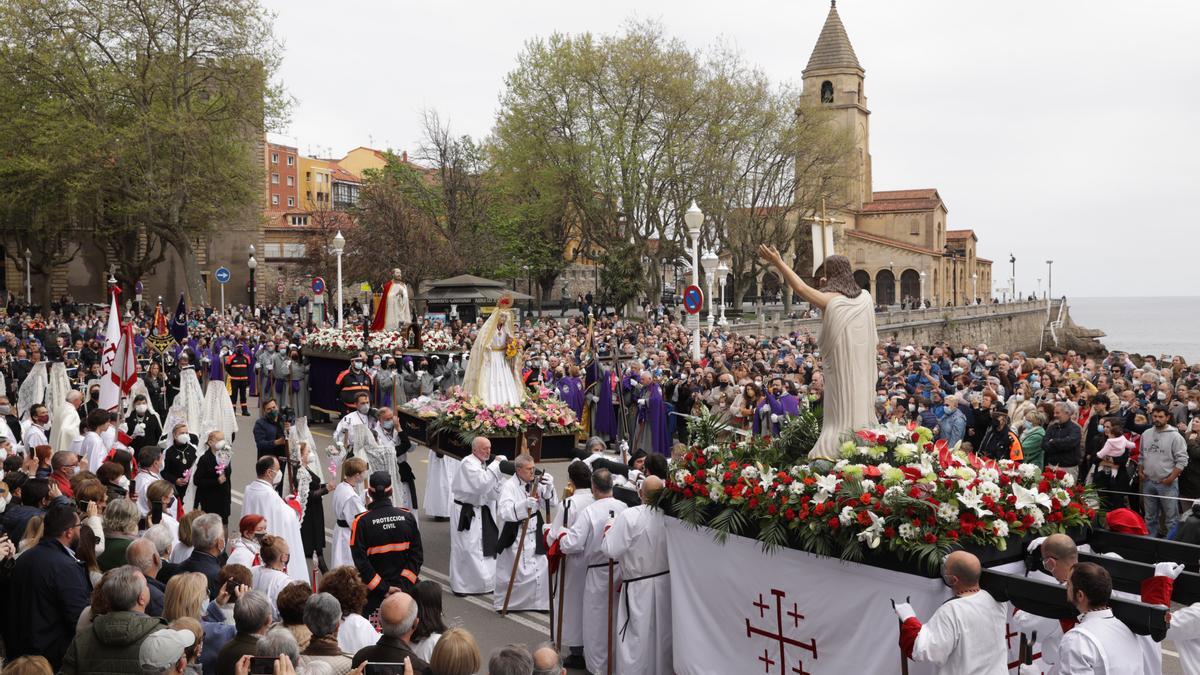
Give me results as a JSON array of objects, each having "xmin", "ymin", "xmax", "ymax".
[{"xmin": 802, "ymin": 198, "xmax": 845, "ymax": 275}]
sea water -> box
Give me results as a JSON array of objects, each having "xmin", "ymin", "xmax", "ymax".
[{"xmin": 1068, "ymin": 296, "xmax": 1200, "ymax": 362}]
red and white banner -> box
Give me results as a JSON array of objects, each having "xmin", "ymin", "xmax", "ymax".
[
  {"xmin": 665, "ymin": 518, "xmax": 950, "ymax": 675},
  {"xmin": 99, "ymin": 292, "xmax": 137, "ymax": 412}
]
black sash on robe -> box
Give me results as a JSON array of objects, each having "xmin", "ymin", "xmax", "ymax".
[
  {"xmin": 497, "ymin": 510, "xmax": 547, "ymax": 555},
  {"xmin": 455, "ymin": 500, "xmax": 499, "ymax": 558},
  {"xmin": 397, "ymin": 460, "xmax": 419, "ymax": 509}
]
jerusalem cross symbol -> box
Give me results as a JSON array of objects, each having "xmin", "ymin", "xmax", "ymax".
[{"xmin": 745, "ymin": 588, "xmax": 819, "ymax": 674}]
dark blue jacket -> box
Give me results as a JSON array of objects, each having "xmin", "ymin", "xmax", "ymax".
[
  {"xmin": 252, "ymin": 418, "xmax": 284, "ymax": 458},
  {"xmin": 1, "ymin": 503, "xmax": 44, "ymax": 542},
  {"xmin": 5, "ymin": 538, "xmax": 92, "ymax": 669},
  {"xmin": 173, "ymin": 550, "xmax": 223, "ymax": 600}
]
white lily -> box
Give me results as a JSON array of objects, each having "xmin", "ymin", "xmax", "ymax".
[
  {"xmin": 957, "ymin": 489, "xmax": 993, "ymax": 518},
  {"xmin": 857, "ymin": 511, "xmax": 886, "ymax": 549},
  {"xmin": 1012, "ymin": 482, "xmax": 1052, "ymax": 512}
]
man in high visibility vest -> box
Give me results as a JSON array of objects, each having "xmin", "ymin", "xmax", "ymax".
[{"xmin": 225, "ymin": 344, "xmax": 252, "ymax": 416}]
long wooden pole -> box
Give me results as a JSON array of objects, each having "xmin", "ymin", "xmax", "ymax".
[
  {"xmin": 500, "ymin": 470, "xmax": 537, "ymax": 615},
  {"xmin": 554, "ymin": 551, "xmax": 567, "ymax": 651}
]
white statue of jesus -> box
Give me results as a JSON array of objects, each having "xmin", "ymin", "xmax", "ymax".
[
  {"xmin": 370, "ymin": 268, "xmax": 412, "ymax": 332},
  {"xmin": 759, "ymin": 245, "xmax": 877, "ymax": 460}
]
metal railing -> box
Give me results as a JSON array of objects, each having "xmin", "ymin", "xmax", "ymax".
[{"xmin": 728, "ymin": 299, "xmax": 1053, "ymax": 335}]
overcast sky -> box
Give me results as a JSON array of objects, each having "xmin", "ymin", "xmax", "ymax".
[{"xmin": 261, "ymin": 0, "xmax": 1199, "ymax": 299}]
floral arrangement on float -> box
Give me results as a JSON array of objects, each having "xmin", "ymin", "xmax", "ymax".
[
  {"xmin": 302, "ymin": 328, "xmax": 412, "ymax": 354},
  {"xmin": 657, "ymin": 417, "xmax": 1095, "ymax": 572},
  {"xmin": 420, "ymin": 328, "xmax": 459, "ymax": 353},
  {"xmin": 427, "ymin": 386, "xmax": 580, "ymax": 439}
]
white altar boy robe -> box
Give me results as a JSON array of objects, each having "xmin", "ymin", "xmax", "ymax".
[
  {"xmin": 910, "ymin": 589, "xmax": 1008, "ymax": 675},
  {"xmin": 241, "ymin": 478, "xmax": 308, "ymax": 582},
  {"xmin": 559, "ymin": 496, "xmax": 628, "ymax": 675},
  {"xmin": 424, "ymin": 448, "xmax": 459, "ymax": 519},
  {"xmin": 449, "ymin": 454, "xmax": 502, "ymax": 594},
  {"xmin": 492, "ymin": 474, "xmax": 558, "ymax": 610},
  {"xmin": 550, "ymin": 490, "xmax": 595, "ymax": 651},
  {"xmin": 1054, "ymin": 608, "xmax": 1144, "ymax": 675},
  {"xmin": 330, "ymin": 481, "xmax": 365, "ymax": 569},
  {"xmin": 601, "ymin": 504, "xmax": 672, "ymax": 675}
]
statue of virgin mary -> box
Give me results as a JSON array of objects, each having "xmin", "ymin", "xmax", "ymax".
[{"xmin": 461, "ymin": 295, "xmax": 525, "ymax": 407}]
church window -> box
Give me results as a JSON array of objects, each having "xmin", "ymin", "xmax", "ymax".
[
  {"xmin": 909, "ymin": 219, "xmax": 920, "ymax": 235},
  {"xmin": 821, "ymin": 81, "xmax": 834, "ymax": 104},
  {"xmin": 854, "ymin": 248, "xmax": 865, "ymax": 264}
]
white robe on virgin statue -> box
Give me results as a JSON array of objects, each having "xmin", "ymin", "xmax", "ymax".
[
  {"xmin": 910, "ymin": 589, "xmax": 1007, "ymax": 675},
  {"xmin": 559, "ymin": 496, "xmax": 628, "ymax": 675},
  {"xmin": 423, "ymin": 448, "xmax": 458, "ymax": 519},
  {"xmin": 811, "ymin": 292, "xmax": 878, "ymax": 460},
  {"xmin": 492, "ymin": 474, "xmax": 558, "ymax": 611},
  {"xmin": 330, "ymin": 481, "xmax": 365, "ymax": 570},
  {"xmin": 550, "ymin": 490, "xmax": 595, "ymax": 650},
  {"xmin": 479, "ymin": 330, "xmax": 523, "ymax": 407},
  {"xmin": 449, "ymin": 454, "xmax": 503, "ymax": 594},
  {"xmin": 601, "ymin": 504, "xmax": 672, "ymax": 675},
  {"xmin": 241, "ymin": 478, "xmax": 308, "ymax": 582}
]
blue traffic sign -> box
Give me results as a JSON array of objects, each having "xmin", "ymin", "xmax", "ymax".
[
  {"xmin": 683, "ymin": 285, "xmax": 704, "ymax": 315},
  {"xmin": 214, "ymin": 267, "xmax": 231, "ymax": 284},
  {"xmin": 311, "ymin": 276, "xmax": 326, "ymax": 295}
]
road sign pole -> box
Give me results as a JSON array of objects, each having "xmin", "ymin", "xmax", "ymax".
[{"xmin": 220, "ymin": 284, "xmax": 225, "ymax": 315}]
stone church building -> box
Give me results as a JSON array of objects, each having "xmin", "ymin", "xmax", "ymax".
[{"xmin": 802, "ymin": 2, "xmax": 992, "ymax": 306}]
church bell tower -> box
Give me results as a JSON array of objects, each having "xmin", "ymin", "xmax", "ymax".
[{"xmin": 801, "ymin": 1, "xmax": 872, "ymax": 212}]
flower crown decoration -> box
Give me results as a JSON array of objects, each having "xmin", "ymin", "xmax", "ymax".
[{"xmin": 496, "ymin": 293, "xmax": 514, "ymax": 310}]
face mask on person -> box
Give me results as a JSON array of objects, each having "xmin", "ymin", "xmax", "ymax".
[
  {"xmin": 253, "ymin": 532, "xmax": 266, "ymax": 543},
  {"xmin": 176, "ymin": 433, "xmax": 190, "ymax": 445},
  {"xmin": 266, "ymin": 409, "xmax": 278, "ymax": 421},
  {"xmin": 1023, "ymin": 420, "xmax": 1033, "ymax": 431},
  {"xmin": 272, "ymin": 468, "xmax": 283, "ymax": 486},
  {"xmin": 89, "ymin": 390, "xmax": 99, "ymax": 401},
  {"xmin": 876, "ymin": 395, "xmax": 886, "ymax": 404},
  {"xmin": 373, "ymin": 358, "xmax": 382, "ymax": 367},
  {"xmin": 984, "ymin": 360, "xmax": 994, "ymax": 368},
  {"xmin": 353, "ymin": 361, "xmax": 363, "ymax": 371},
  {"xmin": 1157, "ymin": 391, "xmax": 1167, "ymax": 401},
  {"xmin": 116, "ymin": 476, "xmax": 130, "ymax": 490},
  {"xmin": 1190, "ymin": 402, "xmax": 1198, "ymax": 411},
  {"xmin": 382, "ymin": 420, "xmax": 395, "ymax": 431},
  {"xmin": 135, "ymin": 403, "xmax": 148, "ymax": 415},
  {"xmin": 358, "ymin": 403, "xmax": 371, "ymax": 415}
]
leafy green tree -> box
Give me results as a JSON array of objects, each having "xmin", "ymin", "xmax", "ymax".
[{"xmin": 0, "ymin": 0, "xmax": 287, "ymax": 303}]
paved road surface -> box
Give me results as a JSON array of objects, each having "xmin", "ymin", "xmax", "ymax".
[
  {"xmin": 222, "ymin": 401, "xmax": 1187, "ymax": 675},
  {"xmin": 224, "ymin": 405, "xmax": 575, "ymax": 672}
]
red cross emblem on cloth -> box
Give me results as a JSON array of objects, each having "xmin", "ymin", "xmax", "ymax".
[{"xmin": 745, "ymin": 588, "xmax": 819, "ymax": 674}]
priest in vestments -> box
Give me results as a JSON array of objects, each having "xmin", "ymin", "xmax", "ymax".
[
  {"xmin": 492, "ymin": 454, "xmax": 558, "ymax": 611},
  {"xmin": 51, "ymin": 391, "xmax": 84, "ymax": 455},
  {"xmin": 370, "ymin": 268, "xmax": 412, "ymax": 332},
  {"xmin": 759, "ymin": 246, "xmax": 877, "ymax": 460},
  {"xmin": 601, "ymin": 476, "xmax": 672, "ymax": 675},
  {"xmin": 241, "ymin": 455, "xmax": 309, "ymax": 582},
  {"xmin": 585, "ymin": 359, "xmax": 618, "ymax": 441},
  {"xmin": 636, "ymin": 373, "xmax": 670, "ymax": 457},
  {"xmin": 449, "ymin": 436, "xmax": 504, "ymax": 595}
]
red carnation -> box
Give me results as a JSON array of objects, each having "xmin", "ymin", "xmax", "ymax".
[
  {"xmin": 923, "ymin": 533, "xmax": 938, "ymax": 544},
  {"xmin": 947, "ymin": 530, "xmax": 960, "ymax": 540},
  {"xmin": 748, "ymin": 498, "xmax": 759, "ymax": 509},
  {"xmin": 785, "ymin": 508, "xmax": 796, "ymax": 520},
  {"xmin": 828, "ymin": 517, "xmax": 840, "ymax": 530},
  {"xmin": 695, "ymin": 456, "xmax": 706, "ymax": 467},
  {"xmin": 884, "ymin": 527, "xmax": 896, "ymax": 538},
  {"xmin": 860, "ymin": 493, "xmax": 872, "ymax": 505},
  {"xmin": 767, "ymin": 504, "xmax": 778, "ymax": 515}
]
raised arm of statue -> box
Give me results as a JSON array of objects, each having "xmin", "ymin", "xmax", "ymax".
[{"xmin": 757, "ymin": 245, "xmax": 837, "ymax": 311}]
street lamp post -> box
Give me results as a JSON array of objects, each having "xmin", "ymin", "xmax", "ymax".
[
  {"xmin": 717, "ymin": 261, "xmax": 730, "ymax": 325},
  {"xmin": 918, "ymin": 270, "xmax": 927, "ymax": 308},
  {"xmin": 701, "ymin": 250, "xmax": 718, "ymax": 328},
  {"xmin": 1046, "ymin": 259, "xmax": 1054, "ymax": 300},
  {"xmin": 247, "ymin": 244, "xmax": 257, "ymax": 311},
  {"xmin": 332, "ymin": 231, "xmax": 345, "ymax": 329},
  {"xmin": 684, "ymin": 200, "xmax": 704, "ymax": 361},
  {"xmin": 23, "ymin": 248, "xmax": 31, "ymax": 305},
  {"xmin": 1009, "ymin": 254, "xmax": 1016, "ymax": 302},
  {"xmin": 971, "ymin": 273, "xmax": 978, "ymax": 304}
]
